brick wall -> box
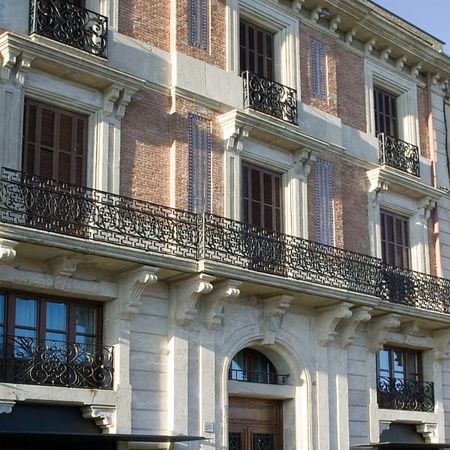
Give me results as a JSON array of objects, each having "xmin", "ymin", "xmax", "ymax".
[
  {"xmin": 176, "ymin": 0, "xmax": 227, "ymax": 69},
  {"xmin": 300, "ymin": 25, "xmax": 366, "ymax": 132},
  {"xmin": 417, "ymin": 86, "xmax": 431, "ymax": 159},
  {"xmin": 119, "ymin": 0, "xmax": 170, "ymax": 52},
  {"xmin": 120, "ymin": 89, "xmax": 171, "ymax": 206}
]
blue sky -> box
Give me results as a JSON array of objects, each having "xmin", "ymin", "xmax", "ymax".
[{"xmin": 371, "ymin": 0, "xmax": 450, "ymax": 52}]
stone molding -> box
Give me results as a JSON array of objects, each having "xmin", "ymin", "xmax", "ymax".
[
  {"xmin": 317, "ymin": 302, "xmax": 352, "ymax": 346},
  {"xmin": 118, "ymin": 266, "xmax": 158, "ymax": 320},
  {"xmin": 367, "ymin": 314, "xmax": 401, "ymax": 352},
  {"xmin": 260, "ymin": 295, "xmax": 294, "ymax": 345},
  {"xmin": 172, "ymin": 274, "xmax": 215, "ymax": 326},
  {"xmin": 0, "ymin": 239, "xmax": 18, "ymax": 265},
  {"xmin": 81, "ymin": 405, "xmax": 116, "ymax": 433},
  {"xmin": 0, "ymin": 401, "xmax": 15, "ymax": 414},
  {"xmin": 202, "ymin": 280, "xmax": 241, "ymax": 329},
  {"xmin": 337, "ymin": 306, "xmax": 372, "ymax": 349},
  {"xmin": 416, "ymin": 423, "xmax": 438, "ymax": 443}
]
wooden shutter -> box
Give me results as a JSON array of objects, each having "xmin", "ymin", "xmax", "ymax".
[
  {"xmin": 310, "ymin": 39, "xmax": 327, "ymax": 101},
  {"xmin": 240, "ymin": 20, "xmax": 274, "ymax": 80},
  {"xmin": 374, "ymin": 87, "xmax": 398, "ymax": 137},
  {"xmin": 242, "ymin": 163, "xmax": 282, "ymax": 232},
  {"xmin": 23, "ymin": 99, "xmax": 88, "ymax": 185},
  {"xmin": 380, "ymin": 210, "xmax": 410, "ymax": 268},
  {"xmin": 315, "ymin": 159, "xmax": 334, "ymax": 245},
  {"xmin": 188, "ymin": 0, "xmax": 209, "ymax": 51}
]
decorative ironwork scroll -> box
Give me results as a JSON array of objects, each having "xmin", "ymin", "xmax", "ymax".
[
  {"xmin": 378, "ymin": 133, "xmax": 420, "ymax": 177},
  {"xmin": 0, "ymin": 335, "xmax": 113, "ymax": 389},
  {"xmin": 377, "ymin": 376, "xmax": 434, "ymax": 412},
  {"xmin": 242, "ymin": 71, "xmax": 298, "ymax": 125},
  {"xmin": 228, "ymin": 368, "xmax": 289, "ymax": 385},
  {"xmin": 29, "ymin": 0, "xmax": 108, "ymax": 58}
]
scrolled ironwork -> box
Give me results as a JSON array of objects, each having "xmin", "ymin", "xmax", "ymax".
[
  {"xmin": 242, "ymin": 71, "xmax": 298, "ymax": 125},
  {"xmin": 378, "ymin": 133, "xmax": 420, "ymax": 177},
  {"xmin": 228, "ymin": 368, "xmax": 289, "ymax": 385},
  {"xmin": 0, "ymin": 335, "xmax": 113, "ymax": 389},
  {"xmin": 30, "ymin": 0, "xmax": 108, "ymax": 58},
  {"xmin": 377, "ymin": 375, "xmax": 434, "ymax": 412}
]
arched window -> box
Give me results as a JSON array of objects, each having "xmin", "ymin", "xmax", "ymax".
[{"xmin": 229, "ymin": 348, "xmax": 289, "ymax": 385}]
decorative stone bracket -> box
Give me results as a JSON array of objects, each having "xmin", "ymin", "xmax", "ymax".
[
  {"xmin": 337, "ymin": 306, "xmax": 372, "ymax": 349},
  {"xmin": 172, "ymin": 274, "xmax": 215, "ymax": 326},
  {"xmin": 0, "ymin": 49, "xmax": 34, "ymax": 85},
  {"xmin": 202, "ymin": 280, "xmax": 241, "ymax": 330},
  {"xmin": 81, "ymin": 405, "xmax": 116, "ymax": 433},
  {"xmin": 226, "ymin": 125, "xmax": 251, "ymax": 154},
  {"xmin": 118, "ymin": 266, "xmax": 159, "ymax": 320},
  {"xmin": 317, "ymin": 303, "xmax": 352, "ymax": 346},
  {"xmin": 49, "ymin": 255, "xmax": 82, "ymax": 290},
  {"xmin": 0, "ymin": 401, "xmax": 15, "ymax": 414},
  {"xmin": 260, "ymin": 295, "xmax": 294, "ymax": 345},
  {"xmin": 103, "ymin": 84, "xmax": 137, "ymax": 121},
  {"xmin": 293, "ymin": 149, "xmax": 319, "ymax": 181},
  {"xmin": 0, "ymin": 239, "xmax": 18, "ymax": 265},
  {"xmin": 367, "ymin": 314, "xmax": 401, "ymax": 353},
  {"xmin": 416, "ymin": 423, "xmax": 438, "ymax": 443},
  {"xmin": 433, "ymin": 328, "xmax": 450, "ymax": 361}
]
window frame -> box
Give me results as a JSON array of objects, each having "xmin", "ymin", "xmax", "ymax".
[
  {"xmin": 376, "ymin": 346, "xmax": 423, "ymax": 382},
  {"xmin": 380, "ymin": 209, "xmax": 411, "ymax": 269},
  {"xmin": 373, "ymin": 86, "xmax": 399, "ymax": 137}
]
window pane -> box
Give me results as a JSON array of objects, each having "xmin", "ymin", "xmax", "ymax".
[
  {"xmin": 46, "ymin": 302, "xmax": 67, "ymax": 331},
  {"xmin": 378, "ymin": 350, "xmax": 390, "ymax": 374},
  {"xmin": 76, "ymin": 304, "xmax": 96, "ymax": 334},
  {"xmin": 15, "ymin": 298, "xmax": 37, "ymax": 328},
  {"xmin": 392, "ymin": 349, "xmax": 404, "ymax": 378},
  {"xmin": 0, "ymin": 294, "xmax": 4, "ymax": 324},
  {"xmin": 15, "ymin": 328, "xmax": 37, "ymax": 339}
]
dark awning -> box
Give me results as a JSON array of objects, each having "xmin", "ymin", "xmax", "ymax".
[
  {"xmin": 0, "ymin": 431, "xmax": 206, "ymax": 449},
  {"xmin": 352, "ymin": 444, "xmax": 450, "ymax": 449}
]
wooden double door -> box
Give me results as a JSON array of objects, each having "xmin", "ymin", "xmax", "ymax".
[{"xmin": 229, "ymin": 397, "xmax": 283, "ymax": 450}]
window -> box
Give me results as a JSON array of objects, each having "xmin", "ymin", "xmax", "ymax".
[
  {"xmin": 242, "ymin": 163, "xmax": 282, "ymax": 232},
  {"xmin": 229, "ymin": 348, "xmax": 288, "ymax": 385},
  {"xmin": 23, "ymin": 99, "xmax": 88, "ymax": 185},
  {"xmin": 377, "ymin": 347, "xmax": 421, "ymax": 382},
  {"xmin": 240, "ymin": 20, "xmax": 274, "ymax": 80},
  {"xmin": 374, "ymin": 87, "xmax": 398, "ymax": 137},
  {"xmin": 380, "ymin": 210, "xmax": 410, "ymax": 268},
  {"xmin": 310, "ymin": 39, "xmax": 327, "ymax": 101}
]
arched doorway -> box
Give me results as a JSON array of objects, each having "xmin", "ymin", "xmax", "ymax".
[{"xmin": 228, "ymin": 348, "xmax": 287, "ymax": 450}]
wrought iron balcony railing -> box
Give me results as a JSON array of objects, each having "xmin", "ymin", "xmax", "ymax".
[
  {"xmin": 378, "ymin": 133, "xmax": 420, "ymax": 177},
  {"xmin": 0, "ymin": 334, "xmax": 113, "ymax": 389},
  {"xmin": 377, "ymin": 375, "xmax": 434, "ymax": 412},
  {"xmin": 1, "ymin": 168, "xmax": 450, "ymax": 315},
  {"xmin": 242, "ymin": 71, "xmax": 298, "ymax": 125},
  {"xmin": 228, "ymin": 368, "xmax": 289, "ymax": 385},
  {"xmin": 29, "ymin": 0, "xmax": 108, "ymax": 58}
]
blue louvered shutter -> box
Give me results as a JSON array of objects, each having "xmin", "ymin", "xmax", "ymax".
[
  {"xmin": 310, "ymin": 39, "xmax": 327, "ymax": 101},
  {"xmin": 188, "ymin": 0, "xmax": 209, "ymax": 51},
  {"xmin": 188, "ymin": 114, "xmax": 212, "ymax": 213},
  {"xmin": 315, "ymin": 159, "xmax": 334, "ymax": 245}
]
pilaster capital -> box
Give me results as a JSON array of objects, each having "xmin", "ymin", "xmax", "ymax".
[
  {"xmin": 118, "ymin": 266, "xmax": 159, "ymax": 320},
  {"xmin": 0, "ymin": 239, "xmax": 18, "ymax": 265},
  {"xmin": 260, "ymin": 295, "xmax": 294, "ymax": 345},
  {"xmin": 337, "ymin": 306, "xmax": 372, "ymax": 349},
  {"xmin": 203, "ymin": 280, "xmax": 241, "ymax": 329},
  {"xmin": 172, "ymin": 274, "xmax": 215, "ymax": 326},
  {"xmin": 81, "ymin": 405, "xmax": 116, "ymax": 433},
  {"xmin": 317, "ymin": 302, "xmax": 352, "ymax": 346},
  {"xmin": 367, "ymin": 314, "xmax": 401, "ymax": 352}
]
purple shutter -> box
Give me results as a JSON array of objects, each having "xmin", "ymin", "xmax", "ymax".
[
  {"xmin": 188, "ymin": 0, "xmax": 209, "ymax": 51},
  {"xmin": 315, "ymin": 159, "xmax": 334, "ymax": 245},
  {"xmin": 310, "ymin": 39, "xmax": 326, "ymax": 101}
]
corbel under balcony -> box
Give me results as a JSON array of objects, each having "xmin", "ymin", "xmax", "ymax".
[{"xmin": 0, "ymin": 31, "xmax": 145, "ymax": 93}]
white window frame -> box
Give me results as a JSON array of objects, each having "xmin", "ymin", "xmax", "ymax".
[
  {"xmin": 365, "ymin": 60, "xmax": 420, "ymax": 146},
  {"xmin": 226, "ymin": 0, "xmax": 299, "ymax": 91},
  {"xmin": 85, "ymin": 0, "xmax": 119, "ymax": 30}
]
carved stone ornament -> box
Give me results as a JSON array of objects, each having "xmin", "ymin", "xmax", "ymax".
[
  {"xmin": 364, "ymin": 39, "xmax": 376, "ymax": 54},
  {"xmin": 203, "ymin": 280, "xmax": 241, "ymax": 329},
  {"xmin": 0, "ymin": 401, "xmax": 15, "ymax": 414},
  {"xmin": 81, "ymin": 405, "xmax": 116, "ymax": 432},
  {"xmin": 260, "ymin": 295, "xmax": 294, "ymax": 345},
  {"xmin": 290, "ymin": 0, "xmax": 304, "ymax": 12},
  {"xmin": 172, "ymin": 274, "xmax": 215, "ymax": 326},
  {"xmin": 118, "ymin": 266, "xmax": 158, "ymax": 320},
  {"xmin": 317, "ymin": 302, "xmax": 352, "ymax": 346},
  {"xmin": 293, "ymin": 149, "xmax": 319, "ymax": 181},
  {"xmin": 0, "ymin": 49, "xmax": 34, "ymax": 85},
  {"xmin": 226, "ymin": 125, "xmax": 251, "ymax": 154},
  {"xmin": 49, "ymin": 255, "xmax": 82, "ymax": 290},
  {"xmin": 433, "ymin": 328, "xmax": 450, "ymax": 361},
  {"xmin": 367, "ymin": 314, "xmax": 401, "ymax": 353},
  {"xmin": 0, "ymin": 239, "xmax": 18, "ymax": 265},
  {"xmin": 416, "ymin": 423, "xmax": 438, "ymax": 443},
  {"xmin": 337, "ymin": 306, "xmax": 372, "ymax": 349}
]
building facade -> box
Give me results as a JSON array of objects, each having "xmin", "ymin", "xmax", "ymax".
[{"xmin": 1, "ymin": 0, "xmax": 450, "ymax": 449}]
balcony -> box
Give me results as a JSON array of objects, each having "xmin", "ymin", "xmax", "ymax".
[
  {"xmin": 377, "ymin": 376, "xmax": 434, "ymax": 412},
  {"xmin": 242, "ymin": 71, "xmax": 298, "ymax": 125},
  {"xmin": 0, "ymin": 334, "xmax": 113, "ymax": 389},
  {"xmin": 1, "ymin": 168, "xmax": 450, "ymax": 315},
  {"xmin": 378, "ymin": 133, "xmax": 420, "ymax": 177},
  {"xmin": 29, "ymin": 0, "xmax": 108, "ymax": 58},
  {"xmin": 228, "ymin": 369, "xmax": 289, "ymax": 385}
]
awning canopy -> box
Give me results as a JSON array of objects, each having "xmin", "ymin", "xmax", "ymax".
[
  {"xmin": 352, "ymin": 444, "xmax": 450, "ymax": 449},
  {"xmin": 0, "ymin": 431, "xmax": 206, "ymax": 449}
]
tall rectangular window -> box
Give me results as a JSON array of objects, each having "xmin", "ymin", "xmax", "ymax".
[
  {"xmin": 23, "ymin": 99, "xmax": 88, "ymax": 185},
  {"xmin": 315, "ymin": 159, "xmax": 334, "ymax": 246},
  {"xmin": 242, "ymin": 163, "xmax": 282, "ymax": 232},
  {"xmin": 310, "ymin": 39, "xmax": 327, "ymax": 101},
  {"xmin": 188, "ymin": 114, "xmax": 212, "ymax": 213},
  {"xmin": 380, "ymin": 210, "xmax": 410, "ymax": 268},
  {"xmin": 377, "ymin": 347, "xmax": 422, "ymax": 382},
  {"xmin": 188, "ymin": 0, "xmax": 209, "ymax": 51},
  {"xmin": 240, "ymin": 20, "xmax": 274, "ymax": 80},
  {"xmin": 374, "ymin": 87, "xmax": 398, "ymax": 137}
]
